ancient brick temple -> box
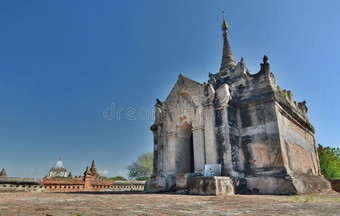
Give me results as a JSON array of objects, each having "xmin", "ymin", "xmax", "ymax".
[
  {"xmin": 43, "ymin": 160, "xmax": 114, "ymax": 192},
  {"xmin": 145, "ymin": 13, "xmax": 331, "ymax": 195},
  {"xmin": 0, "ymin": 165, "xmax": 145, "ymax": 192}
]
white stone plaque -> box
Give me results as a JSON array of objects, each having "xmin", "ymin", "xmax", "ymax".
[{"xmin": 204, "ymin": 164, "xmax": 221, "ymax": 177}]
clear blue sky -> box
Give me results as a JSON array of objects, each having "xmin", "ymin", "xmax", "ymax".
[{"xmin": 0, "ymin": 0, "xmax": 339, "ymax": 178}]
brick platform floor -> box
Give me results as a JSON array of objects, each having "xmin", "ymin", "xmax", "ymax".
[{"xmin": 0, "ymin": 192, "xmax": 339, "ymax": 215}]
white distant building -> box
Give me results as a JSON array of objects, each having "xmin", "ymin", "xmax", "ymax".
[{"xmin": 49, "ymin": 157, "xmax": 68, "ymax": 178}]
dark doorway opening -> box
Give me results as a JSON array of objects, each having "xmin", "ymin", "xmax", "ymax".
[{"xmin": 176, "ymin": 122, "xmax": 195, "ymax": 173}]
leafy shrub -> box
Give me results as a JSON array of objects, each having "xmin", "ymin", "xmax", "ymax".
[
  {"xmin": 317, "ymin": 144, "xmax": 340, "ymax": 180},
  {"xmin": 126, "ymin": 152, "xmax": 153, "ymax": 181}
]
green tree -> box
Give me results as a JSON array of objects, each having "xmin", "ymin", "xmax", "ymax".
[
  {"xmin": 109, "ymin": 176, "xmax": 127, "ymax": 181},
  {"xmin": 126, "ymin": 152, "xmax": 153, "ymax": 180},
  {"xmin": 101, "ymin": 176, "xmax": 127, "ymax": 181},
  {"xmin": 317, "ymin": 144, "xmax": 340, "ymax": 179}
]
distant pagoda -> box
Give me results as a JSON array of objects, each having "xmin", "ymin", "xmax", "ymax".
[
  {"xmin": 0, "ymin": 168, "xmax": 7, "ymax": 177},
  {"xmin": 90, "ymin": 160, "xmax": 99, "ymax": 178},
  {"xmin": 48, "ymin": 157, "xmax": 69, "ymax": 178}
]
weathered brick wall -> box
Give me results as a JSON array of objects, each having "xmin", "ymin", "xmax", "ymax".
[
  {"xmin": 276, "ymin": 103, "xmax": 319, "ymax": 176},
  {"xmin": 42, "ymin": 178, "xmax": 114, "ymax": 192},
  {"xmin": 111, "ymin": 181, "xmax": 145, "ymax": 191},
  {"xmin": 43, "ymin": 178, "xmax": 85, "ymax": 192},
  {"xmin": 329, "ymin": 180, "xmax": 340, "ymax": 192},
  {"xmin": 238, "ymin": 101, "xmax": 283, "ymax": 172},
  {"xmin": 0, "ymin": 177, "xmax": 45, "ymax": 192},
  {"xmin": 0, "ymin": 184, "xmax": 45, "ymax": 192},
  {"xmin": 42, "ymin": 178, "xmax": 145, "ymax": 192}
]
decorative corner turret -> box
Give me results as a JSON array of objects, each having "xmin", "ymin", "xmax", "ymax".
[
  {"xmin": 275, "ymin": 85, "xmax": 312, "ymax": 131},
  {"xmin": 150, "ymin": 124, "xmax": 158, "ymax": 132},
  {"xmin": 233, "ymin": 57, "xmax": 250, "ymax": 77},
  {"xmin": 83, "ymin": 166, "xmax": 92, "ymax": 189},
  {"xmin": 84, "ymin": 166, "xmax": 92, "ymax": 177},
  {"xmin": 68, "ymin": 172, "xmax": 73, "ymax": 179},
  {"xmin": 203, "ymin": 82, "xmax": 215, "ymax": 105},
  {"xmin": 0, "ymin": 168, "xmax": 7, "ymax": 177},
  {"xmin": 153, "ymin": 98, "xmax": 164, "ymax": 128},
  {"xmin": 298, "ymin": 100, "xmax": 308, "ymax": 117},
  {"xmin": 260, "ymin": 55, "xmax": 270, "ymax": 74}
]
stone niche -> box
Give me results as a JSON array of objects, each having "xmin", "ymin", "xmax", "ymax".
[{"xmin": 145, "ymin": 15, "xmax": 331, "ymax": 195}]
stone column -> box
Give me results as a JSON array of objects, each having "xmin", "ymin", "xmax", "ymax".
[
  {"xmin": 215, "ymin": 83, "xmax": 233, "ymax": 176},
  {"xmin": 204, "ymin": 104, "xmax": 217, "ymax": 164},
  {"xmin": 192, "ymin": 127, "xmax": 206, "ymax": 174},
  {"xmin": 150, "ymin": 124, "xmax": 159, "ymax": 175},
  {"xmin": 215, "ymin": 106, "xmax": 233, "ymax": 176},
  {"xmin": 157, "ymin": 124, "xmax": 165, "ymax": 174},
  {"xmin": 165, "ymin": 132, "xmax": 176, "ymax": 173},
  {"xmin": 152, "ymin": 130, "xmax": 159, "ymax": 174},
  {"xmin": 221, "ymin": 107, "xmax": 232, "ymax": 175}
]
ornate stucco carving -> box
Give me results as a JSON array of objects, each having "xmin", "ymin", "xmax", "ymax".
[
  {"xmin": 203, "ymin": 82, "xmax": 215, "ymax": 105},
  {"xmin": 163, "ymin": 75, "xmax": 205, "ymax": 133},
  {"xmin": 215, "ymin": 83, "xmax": 230, "ymax": 107}
]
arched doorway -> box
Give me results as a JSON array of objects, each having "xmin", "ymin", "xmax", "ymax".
[{"xmin": 175, "ymin": 122, "xmax": 195, "ymax": 173}]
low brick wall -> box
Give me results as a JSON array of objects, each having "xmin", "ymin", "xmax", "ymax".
[
  {"xmin": 43, "ymin": 178, "xmax": 114, "ymax": 192},
  {"xmin": 43, "ymin": 178, "xmax": 86, "ymax": 192},
  {"xmin": 43, "ymin": 178, "xmax": 145, "ymax": 192},
  {"xmin": 1, "ymin": 176, "xmax": 145, "ymax": 193},
  {"xmin": 0, "ymin": 177, "xmax": 45, "ymax": 192},
  {"xmin": 0, "ymin": 184, "xmax": 45, "ymax": 192},
  {"xmin": 111, "ymin": 181, "xmax": 145, "ymax": 191},
  {"xmin": 90, "ymin": 179, "xmax": 115, "ymax": 191}
]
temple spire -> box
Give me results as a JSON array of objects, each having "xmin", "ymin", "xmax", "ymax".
[
  {"xmin": 222, "ymin": 9, "xmax": 228, "ymax": 31},
  {"xmin": 90, "ymin": 160, "xmax": 99, "ymax": 177},
  {"xmin": 220, "ymin": 9, "xmax": 236, "ymax": 73}
]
